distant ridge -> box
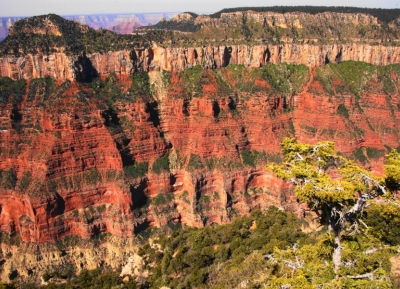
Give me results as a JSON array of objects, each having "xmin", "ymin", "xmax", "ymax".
[
  {"xmin": 0, "ymin": 12, "xmax": 178, "ymax": 42},
  {"xmin": 139, "ymin": 6, "xmax": 400, "ymax": 46},
  {"xmin": 210, "ymin": 6, "xmax": 400, "ymax": 23},
  {"xmin": 2, "ymin": 6, "xmax": 400, "ymax": 55}
]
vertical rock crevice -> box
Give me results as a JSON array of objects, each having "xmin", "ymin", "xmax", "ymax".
[{"xmin": 73, "ymin": 53, "xmax": 98, "ymax": 82}]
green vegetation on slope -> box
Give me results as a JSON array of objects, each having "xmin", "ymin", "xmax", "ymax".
[
  {"xmin": 15, "ymin": 202, "xmax": 400, "ymax": 288},
  {"xmin": 145, "ymin": 7, "xmax": 400, "ymax": 46},
  {"xmin": 269, "ymin": 138, "xmax": 400, "ymax": 283},
  {"xmin": 261, "ymin": 63, "xmax": 309, "ymax": 94},
  {"xmin": 316, "ymin": 61, "xmax": 400, "ymax": 96},
  {"xmin": 0, "ymin": 14, "xmax": 175, "ymax": 56},
  {"xmin": 1, "ymin": 138, "xmax": 400, "ymax": 287}
]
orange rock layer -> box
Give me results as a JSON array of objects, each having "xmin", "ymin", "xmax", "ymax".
[{"xmin": 0, "ymin": 65, "xmax": 399, "ymax": 243}]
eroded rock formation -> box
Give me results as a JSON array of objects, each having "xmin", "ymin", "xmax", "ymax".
[
  {"xmin": 0, "ymin": 10, "xmax": 400, "ymax": 283},
  {"xmin": 0, "ymin": 44, "xmax": 399, "ymax": 81}
]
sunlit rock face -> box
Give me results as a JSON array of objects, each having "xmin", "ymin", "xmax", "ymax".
[{"xmin": 0, "ymin": 10, "xmax": 399, "ymax": 283}]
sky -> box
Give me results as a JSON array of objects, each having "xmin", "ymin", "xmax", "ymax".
[{"xmin": 1, "ymin": 0, "xmax": 400, "ymax": 17}]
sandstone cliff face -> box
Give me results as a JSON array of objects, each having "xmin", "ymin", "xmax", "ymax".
[
  {"xmin": 0, "ymin": 63, "xmax": 399, "ymax": 283},
  {"xmin": 0, "ymin": 66, "xmax": 398, "ymax": 246},
  {"xmin": 0, "ymin": 76, "xmax": 297, "ymax": 246},
  {"xmin": 148, "ymin": 9, "xmax": 400, "ymax": 45},
  {"xmin": 1, "ymin": 44, "xmax": 399, "ymax": 81},
  {"xmin": 0, "ymin": 235, "xmax": 141, "ymax": 282},
  {"xmin": 0, "ymin": 92, "xmax": 136, "ymax": 243},
  {"xmin": 196, "ymin": 11, "xmax": 383, "ymax": 31}
]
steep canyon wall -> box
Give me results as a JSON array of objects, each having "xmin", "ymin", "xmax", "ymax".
[
  {"xmin": 0, "ymin": 11, "xmax": 400, "ymax": 282},
  {"xmin": 0, "ymin": 43, "xmax": 399, "ymax": 81}
]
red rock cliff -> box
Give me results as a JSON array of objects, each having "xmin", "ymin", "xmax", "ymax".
[{"xmin": 0, "ymin": 62, "xmax": 398, "ymax": 244}]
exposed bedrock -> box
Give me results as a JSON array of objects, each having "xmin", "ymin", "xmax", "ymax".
[{"xmin": 0, "ymin": 44, "xmax": 399, "ymax": 80}]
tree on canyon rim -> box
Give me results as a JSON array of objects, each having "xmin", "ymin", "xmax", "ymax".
[{"xmin": 268, "ymin": 138, "xmax": 400, "ymax": 279}]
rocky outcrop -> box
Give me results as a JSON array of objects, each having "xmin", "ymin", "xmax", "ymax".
[
  {"xmin": 1, "ymin": 44, "xmax": 399, "ymax": 81},
  {"xmin": 206, "ymin": 11, "xmax": 383, "ymax": 27},
  {"xmin": 0, "ymin": 53, "xmax": 75, "ymax": 80},
  {"xmin": 64, "ymin": 13, "xmax": 177, "ymax": 33},
  {"xmin": 0, "ymin": 235, "xmax": 141, "ymax": 282},
  {"xmin": 120, "ymin": 254, "xmax": 147, "ymax": 279},
  {"xmin": 0, "ymin": 78, "xmax": 295, "ymax": 246}
]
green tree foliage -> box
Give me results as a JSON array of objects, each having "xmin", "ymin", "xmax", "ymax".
[
  {"xmin": 0, "ymin": 78, "xmax": 26, "ymax": 103},
  {"xmin": 152, "ymin": 193, "xmax": 174, "ymax": 206},
  {"xmin": 180, "ymin": 65, "xmax": 203, "ymax": 97},
  {"xmin": 40, "ymin": 269, "xmax": 139, "ymax": 289},
  {"xmin": 16, "ymin": 171, "xmax": 32, "ymax": 192},
  {"xmin": 124, "ymin": 162, "xmax": 149, "ymax": 179},
  {"xmin": 363, "ymin": 202, "xmax": 400, "ymax": 245},
  {"xmin": 28, "ymin": 78, "xmax": 55, "ymax": 102},
  {"xmin": 0, "ymin": 283, "xmax": 16, "ymax": 289},
  {"xmin": 4, "ymin": 205, "xmax": 398, "ymax": 288},
  {"xmin": 210, "ymin": 6, "xmax": 400, "ymax": 23},
  {"xmin": 316, "ymin": 62, "xmax": 400, "ymax": 97},
  {"xmin": 0, "ymin": 14, "xmax": 175, "ymax": 56},
  {"xmin": 261, "ymin": 63, "xmax": 309, "ymax": 94},
  {"xmin": 188, "ymin": 153, "xmax": 204, "ymax": 170},
  {"xmin": 384, "ymin": 149, "xmax": 400, "ymax": 191},
  {"xmin": 241, "ymin": 150, "xmax": 257, "ymax": 167},
  {"xmin": 93, "ymin": 73, "xmax": 122, "ymax": 102},
  {"xmin": 268, "ymin": 138, "xmax": 393, "ymax": 279},
  {"xmin": 129, "ymin": 72, "xmax": 151, "ymax": 98},
  {"xmin": 152, "ymin": 154, "xmax": 170, "ymax": 174},
  {"xmin": 144, "ymin": 207, "xmax": 308, "ymax": 288},
  {"xmin": 337, "ymin": 103, "xmax": 349, "ymax": 118},
  {"xmin": 0, "ymin": 169, "xmax": 17, "ymax": 189}
]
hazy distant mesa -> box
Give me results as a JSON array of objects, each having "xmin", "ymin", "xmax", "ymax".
[{"xmin": 0, "ymin": 12, "xmax": 178, "ymax": 41}]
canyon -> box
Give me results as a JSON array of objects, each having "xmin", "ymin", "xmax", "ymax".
[{"xmin": 0, "ymin": 9, "xmax": 399, "ymax": 282}]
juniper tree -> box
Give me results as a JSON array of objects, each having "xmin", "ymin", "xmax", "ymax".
[{"xmin": 268, "ymin": 138, "xmax": 393, "ymax": 279}]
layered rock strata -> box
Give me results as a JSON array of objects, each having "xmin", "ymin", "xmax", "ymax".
[
  {"xmin": 0, "ymin": 10, "xmax": 400, "ymax": 283},
  {"xmin": 0, "ymin": 44, "xmax": 399, "ymax": 81}
]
